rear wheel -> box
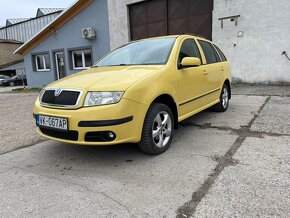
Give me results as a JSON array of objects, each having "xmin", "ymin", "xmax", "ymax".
[
  {"xmin": 138, "ymin": 103, "xmax": 174, "ymax": 155},
  {"xmin": 9, "ymin": 82, "xmax": 14, "ymax": 86},
  {"xmin": 213, "ymin": 84, "xmax": 230, "ymax": 112}
]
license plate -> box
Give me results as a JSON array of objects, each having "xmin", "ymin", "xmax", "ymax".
[{"xmin": 36, "ymin": 115, "xmax": 68, "ymax": 131}]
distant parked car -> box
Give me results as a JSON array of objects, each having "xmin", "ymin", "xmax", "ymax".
[
  {"xmin": 0, "ymin": 75, "xmax": 11, "ymax": 85},
  {"xmin": 1, "ymin": 75, "xmax": 27, "ymax": 86}
]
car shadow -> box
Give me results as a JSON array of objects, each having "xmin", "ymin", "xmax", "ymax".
[
  {"xmin": 31, "ymin": 109, "xmax": 213, "ymax": 172},
  {"xmin": 36, "ymin": 141, "xmax": 158, "ymax": 169}
]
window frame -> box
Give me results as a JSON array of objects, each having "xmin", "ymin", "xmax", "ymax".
[
  {"xmin": 34, "ymin": 53, "xmax": 51, "ymax": 72},
  {"xmin": 71, "ymin": 48, "xmax": 92, "ymax": 70},
  {"xmin": 213, "ymin": 44, "xmax": 227, "ymax": 62},
  {"xmin": 177, "ymin": 38, "xmax": 203, "ymax": 68}
]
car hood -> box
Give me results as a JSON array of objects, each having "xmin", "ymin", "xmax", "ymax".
[{"xmin": 47, "ymin": 65, "xmax": 164, "ymax": 91}]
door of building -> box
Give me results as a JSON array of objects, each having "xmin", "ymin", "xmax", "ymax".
[
  {"xmin": 55, "ymin": 52, "xmax": 66, "ymax": 80},
  {"xmin": 129, "ymin": 0, "xmax": 213, "ymax": 40}
]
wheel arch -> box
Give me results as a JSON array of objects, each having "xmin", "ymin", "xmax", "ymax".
[
  {"xmin": 224, "ymin": 79, "xmax": 231, "ymax": 99},
  {"xmin": 151, "ymin": 94, "xmax": 178, "ymax": 129}
]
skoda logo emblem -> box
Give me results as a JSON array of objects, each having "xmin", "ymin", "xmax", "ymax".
[{"xmin": 54, "ymin": 89, "xmax": 62, "ymax": 97}]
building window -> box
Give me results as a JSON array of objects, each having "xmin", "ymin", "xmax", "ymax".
[
  {"xmin": 34, "ymin": 54, "xmax": 50, "ymax": 71},
  {"xmin": 71, "ymin": 49, "xmax": 92, "ymax": 69}
]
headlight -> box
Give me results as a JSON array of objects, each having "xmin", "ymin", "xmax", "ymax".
[
  {"xmin": 39, "ymin": 88, "xmax": 45, "ymax": 99},
  {"xmin": 84, "ymin": 92, "xmax": 124, "ymax": 107}
]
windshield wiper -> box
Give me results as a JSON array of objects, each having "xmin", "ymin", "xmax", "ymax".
[
  {"xmin": 96, "ymin": 64, "xmax": 131, "ymax": 67},
  {"xmin": 112, "ymin": 64, "xmax": 130, "ymax": 66},
  {"xmin": 95, "ymin": 63, "xmax": 162, "ymax": 67}
]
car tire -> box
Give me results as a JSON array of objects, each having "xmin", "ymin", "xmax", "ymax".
[
  {"xmin": 9, "ymin": 82, "xmax": 14, "ymax": 86},
  {"xmin": 138, "ymin": 103, "xmax": 174, "ymax": 155},
  {"xmin": 213, "ymin": 84, "xmax": 230, "ymax": 112}
]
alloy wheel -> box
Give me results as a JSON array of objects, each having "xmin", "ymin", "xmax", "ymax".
[
  {"xmin": 152, "ymin": 111, "xmax": 172, "ymax": 148},
  {"xmin": 222, "ymin": 87, "xmax": 229, "ymax": 109}
]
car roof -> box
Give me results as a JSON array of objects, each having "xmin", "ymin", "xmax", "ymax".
[{"xmin": 130, "ymin": 34, "xmax": 211, "ymax": 43}]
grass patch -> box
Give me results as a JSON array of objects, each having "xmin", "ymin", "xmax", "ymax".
[{"xmin": 11, "ymin": 87, "xmax": 42, "ymax": 93}]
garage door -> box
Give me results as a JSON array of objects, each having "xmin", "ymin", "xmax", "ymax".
[{"xmin": 129, "ymin": 0, "xmax": 213, "ymax": 40}]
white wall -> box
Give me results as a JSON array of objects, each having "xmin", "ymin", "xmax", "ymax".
[
  {"xmin": 107, "ymin": 0, "xmax": 141, "ymax": 50},
  {"xmin": 213, "ymin": 0, "xmax": 290, "ymax": 83},
  {"xmin": 107, "ymin": 0, "xmax": 290, "ymax": 83}
]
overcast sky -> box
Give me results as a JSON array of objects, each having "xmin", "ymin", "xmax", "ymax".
[{"xmin": 0, "ymin": 0, "xmax": 74, "ymax": 26}]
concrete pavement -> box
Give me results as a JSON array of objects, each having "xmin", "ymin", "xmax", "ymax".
[{"xmin": 0, "ymin": 85, "xmax": 289, "ymax": 217}]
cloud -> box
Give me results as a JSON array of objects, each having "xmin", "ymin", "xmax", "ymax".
[{"xmin": 0, "ymin": 0, "xmax": 74, "ymax": 26}]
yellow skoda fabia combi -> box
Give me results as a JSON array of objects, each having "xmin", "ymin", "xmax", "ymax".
[{"xmin": 34, "ymin": 35, "xmax": 231, "ymax": 155}]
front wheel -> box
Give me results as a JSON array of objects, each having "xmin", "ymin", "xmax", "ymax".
[
  {"xmin": 9, "ymin": 82, "xmax": 14, "ymax": 86},
  {"xmin": 213, "ymin": 84, "xmax": 230, "ymax": 112},
  {"xmin": 138, "ymin": 103, "xmax": 174, "ymax": 155}
]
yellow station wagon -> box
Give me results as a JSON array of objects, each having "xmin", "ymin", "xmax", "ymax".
[{"xmin": 34, "ymin": 35, "xmax": 232, "ymax": 154}]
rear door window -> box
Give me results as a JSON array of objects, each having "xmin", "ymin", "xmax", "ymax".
[
  {"xmin": 198, "ymin": 40, "xmax": 220, "ymax": 64},
  {"xmin": 213, "ymin": 44, "xmax": 227, "ymax": 62}
]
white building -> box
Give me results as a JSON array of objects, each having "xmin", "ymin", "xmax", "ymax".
[
  {"xmin": 0, "ymin": 8, "xmax": 64, "ymax": 77},
  {"xmin": 17, "ymin": 0, "xmax": 290, "ymax": 86},
  {"xmin": 107, "ymin": 0, "xmax": 290, "ymax": 83}
]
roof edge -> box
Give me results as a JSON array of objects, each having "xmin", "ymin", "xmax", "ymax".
[
  {"xmin": 0, "ymin": 59, "xmax": 24, "ymax": 69},
  {"xmin": 15, "ymin": 0, "xmax": 94, "ymax": 55},
  {"xmin": 0, "ymin": 11, "xmax": 62, "ymax": 30}
]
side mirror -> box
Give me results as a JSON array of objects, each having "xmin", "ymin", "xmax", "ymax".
[{"xmin": 180, "ymin": 57, "xmax": 201, "ymax": 69}]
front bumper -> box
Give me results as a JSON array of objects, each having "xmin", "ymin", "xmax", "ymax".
[{"xmin": 33, "ymin": 98, "xmax": 148, "ymax": 145}]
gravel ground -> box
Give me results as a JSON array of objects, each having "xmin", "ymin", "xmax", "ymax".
[{"xmin": 0, "ymin": 92, "xmax": 42, "ymax": 154}]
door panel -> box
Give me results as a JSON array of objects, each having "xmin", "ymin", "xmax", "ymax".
[
  {"xmin": 167, "ymin": 0, "xmax": 213, "ymax": 39},
  {"xmin": 197, "ymin": 40, "xmax": 223, "ymax": 104},
  {"xmin": 177, "ymin": 39, "xmax": 207, "ymax": 116},
  {"xmin": 129, "ymin": 0, "xmax": 167, "ymax": 40},
  {"xmin": 129, "ymin": 0, "xmax": 213, "ymax": 40},
  {"xmin": 178, "ymin": 66, "xmax": 208, "ymax": 116}
]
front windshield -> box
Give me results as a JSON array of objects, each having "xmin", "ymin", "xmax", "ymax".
[{"xmin": 96, "ymin": 38, "xmax": 176, "ymax": 67}]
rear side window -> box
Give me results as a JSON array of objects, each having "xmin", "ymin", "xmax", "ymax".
[
  {"xmin": 213, "ymin": 44, "xmax": 227, "ymax": 62},
  {"xmin": 178, "ymin": 39, "xmax": 202, "ymax": 64},
  {"xmin": 198, "ymin": 40, "xmax": 220, "ymax": 64}
]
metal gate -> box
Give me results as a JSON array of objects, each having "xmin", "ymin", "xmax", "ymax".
[{"xmin": 129, "ymin": 0, "xmax": 213, "ymax": 40}]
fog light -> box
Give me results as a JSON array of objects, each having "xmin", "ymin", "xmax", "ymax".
[{"xmin": 107, "ymin": 132, "xmax": 116, "ymax": 140}]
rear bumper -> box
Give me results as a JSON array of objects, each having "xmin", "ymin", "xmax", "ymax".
[{"xmin": 33, "ymin": 98, "xmax": 148, "ymax": 145}]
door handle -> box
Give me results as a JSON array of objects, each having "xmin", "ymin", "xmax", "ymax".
[
  {"xmin": 203, "ymin": 71, "xmax": 208, "ymax": 75},
  {"xmin": 221, "ymin": 67, "xmax": 225, "ymax": 71}
]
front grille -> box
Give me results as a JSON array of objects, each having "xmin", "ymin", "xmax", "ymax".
[
  {"xmin": 40, "ymin": 127, "xmax": 78, "ymax": 141},
  {"xmin": 41, "ymin": 89, "xmax": 81, "ymax": 107}
]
